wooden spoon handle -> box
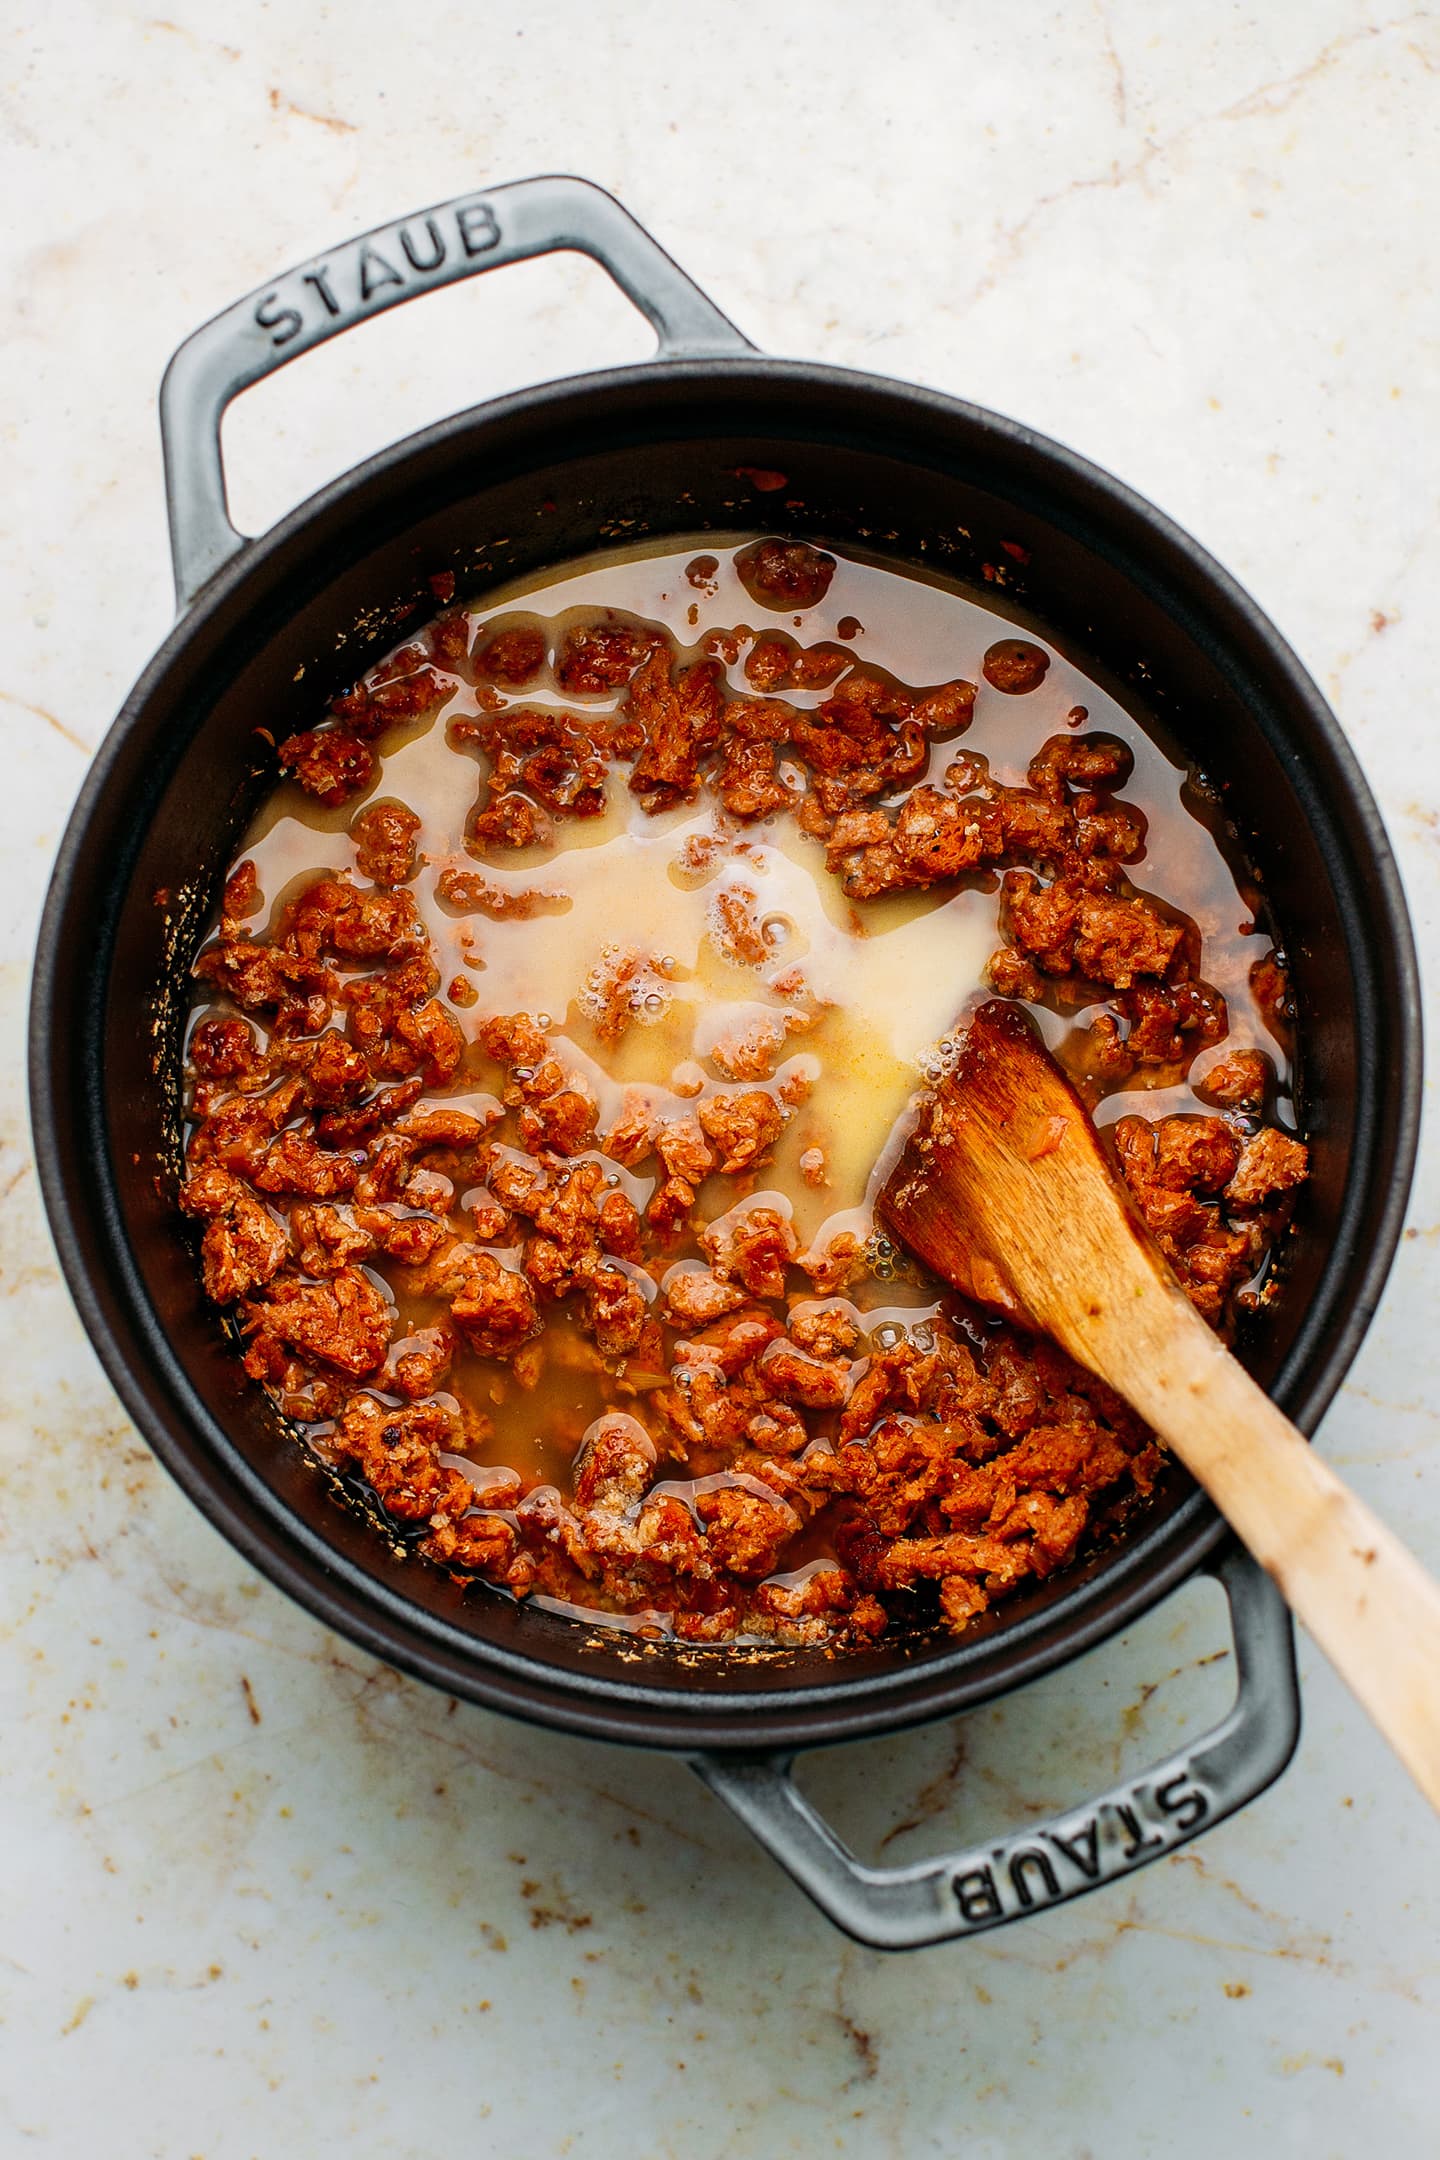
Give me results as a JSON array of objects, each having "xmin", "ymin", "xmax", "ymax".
[{"xmin": 1070, "ymin": 1281, "xmax": 1440, "ymax": 1812}]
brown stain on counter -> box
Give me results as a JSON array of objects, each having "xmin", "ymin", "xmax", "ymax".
[
  {"xmin": 1165, "ymin": 1850, "xmax": 1322, "ymax": 1938},
  {"xmin": 266, "ymin": 86, "xmax": 357, "ymax": 134},
  {"xmin": 0, "ymin": 688, "xmax": 91, "ymax": 754},
  {"xmin": 1115, "ymin": 1645, "xmax": 1231, "ymax": 1753},
  {"xmin": 876, "ymin": 1728, "xmax": 969, "ymax": 1850},
  {"xmin": 520, "ymin": 1872, "xmax": 594, "ymax": 1934},
  {"xmin": 830, "ymin": 1946, "xmax": 884, "ymax": 2090},
  {"xmin": 967, "ymin": 14, "xmax": 1433, "ymax": 317},
  {"xmin": 835, "ymin": 2010, "xmax": 879, "ymax": 2083},
  {"xmin": 145, "ymin": 17, "xmax": 241, "ymax": 61},
  {"xmin": 1024, "ymin": 1877, "xmax": 1426, "ymax": 2006}
]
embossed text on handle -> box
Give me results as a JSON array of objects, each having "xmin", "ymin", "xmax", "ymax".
[
  {"xmin": 252, "ymin": 198, "xmax": 502, "ymax": 351},
  {"xmin": 949, "ymin": 1763, "xmax": 1212, "ymax": 1928}
]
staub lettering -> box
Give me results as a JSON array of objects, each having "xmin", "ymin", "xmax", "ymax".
[
  {"xmin": 1008, "ymin": 1848, "xmax": 1060, "ymax": 1908},
  {"xmin": 1155, "ymin": 1769, "xmax": 1209, "ymax": 1833},
  {"xmin": 254, "ymin": 292, "xmax": 303, "ymax": 349},
  {"xmin": 948, "ymin": 1766, "xmax": 1215, "ymax": 1932},
  {"xmin": 357, "ymin": 246, "xmax": 404, "ymax": 301},
  {"xmin": 1114, "ymin": 1801, "xmax": 1165, "ymax": 1861},
  {"xmin": 251, "ymin": 199, "xmax": 502, "ymax": 351},
  {"xmin": 954, "ymin": 1867, "xmax": 1002, "ymax": 1924},
  {"xmin": 1046, "ymin": 1817, "xmax": 1101, "ymax": 1880}
]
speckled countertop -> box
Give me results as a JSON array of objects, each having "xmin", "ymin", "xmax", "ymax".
[{"xmin": 3, "ymin": 3, "xmax": 1438, "ymax": 2153}]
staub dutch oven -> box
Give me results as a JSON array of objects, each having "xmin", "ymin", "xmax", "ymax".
[{"xmin": 29, "ymin": 177, "xmax": 1421, "ymax": 1948}]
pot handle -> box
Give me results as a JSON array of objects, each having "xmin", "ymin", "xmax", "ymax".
[
  {"xmin": 159, "ymin": 174, "xmax": 754, "ymax": 611},
  {"xmin": 692, "ymin": 1543, "xmax": 1299, "ymax": 1950}
]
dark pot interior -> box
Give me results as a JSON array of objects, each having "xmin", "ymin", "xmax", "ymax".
[{"xmin": 30, "ymin": 359, "xmax": 1421, "ymax": 1751}]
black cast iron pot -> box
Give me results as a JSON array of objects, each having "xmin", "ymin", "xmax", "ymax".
[{"xmin": 29, "ymin": 178, "xmax": 1422, "ymax": 1948}]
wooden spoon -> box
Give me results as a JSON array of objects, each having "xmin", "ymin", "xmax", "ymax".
[{"xmin": 878, "ymin": 997, "xmax": 1440, "ymax": 1812}]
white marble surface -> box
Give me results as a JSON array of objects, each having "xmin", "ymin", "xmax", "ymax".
[{"xmin": 3, "ymin": 2, "xmax": 1439, "ymax": 2152}]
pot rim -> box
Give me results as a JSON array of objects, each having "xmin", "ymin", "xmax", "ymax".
[{"xmin": 29, "ymin": 352, "xmax": 1424, "ymax": 1752}]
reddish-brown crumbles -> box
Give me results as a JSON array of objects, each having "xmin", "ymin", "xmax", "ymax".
[
  {"xmin": 351, "ymin": 801, "xmax": 421, "ymax": 887},
  {"xmin": 736, "ymin": 537, "xmax": 837, "ymax": 611},
  {"xmin": 182, "ymin": 538, "xmax": 1308, "ymax": 1649}
]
